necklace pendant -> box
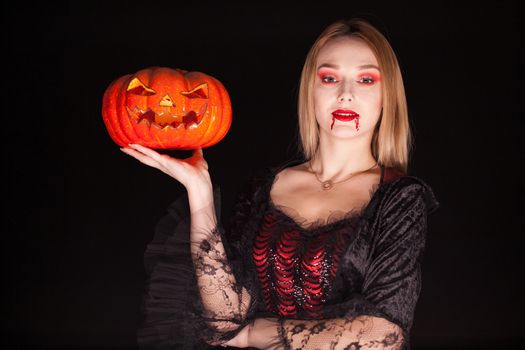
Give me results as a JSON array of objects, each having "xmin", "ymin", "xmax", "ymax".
[{"xmin": 321, "ymin": 180, "xmax": 333, "ymax": 191}]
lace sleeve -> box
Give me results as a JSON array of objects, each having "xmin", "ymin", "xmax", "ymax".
[
  {"xmin": 256, "ymin": 180, "xmax": 439, "ymax": 350},
  {"xmin": 138, "ymin": 171, "xmax": 268, "ymax": 349}
]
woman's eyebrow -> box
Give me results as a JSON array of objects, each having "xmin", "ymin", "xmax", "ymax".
[
  {"xmin": 318, "ymin": 63, "xmax": 338, "ymax": 70},
  {"xmin": 317, "ymin": 63, "xmax": 380, "ymax": 70},
  {"xmin": 357, "ymin": 64, "xmax": 380, "ymax": 70}
]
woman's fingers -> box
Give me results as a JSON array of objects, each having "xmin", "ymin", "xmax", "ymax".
[
  {"xmin": 128, "ymin": 143, "xmax": 183, "ymax": 170},
  {"xmin": 120, "ymin": 147, "xmax": 164, "ymax": 170},
  {"xmin": 193, "ymin": 148, "xmax": 203, "ymax": 158},
  {"xmin": 128, "ymin": 143, "xmax": 162, "ymax": 161},
  {"xmin": 121, "ymin": 144, "xmax": 193, "ymax": 180},
  {"xmin": 120, "ymin": 144, "xmax": 211, "ymax": 188},
  {"xmin": 190, "ymin": 148, "xmax": 208, "ymax": 169}
]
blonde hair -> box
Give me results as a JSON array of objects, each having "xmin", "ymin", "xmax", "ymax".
[{"xmin": 297, "ymin": 18, "xmax": 411, "ymax": 173}]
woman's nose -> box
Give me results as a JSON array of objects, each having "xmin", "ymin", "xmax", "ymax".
[{"xmin": 337, "ymin": 82, "xmax": 354, "ymax": 102}]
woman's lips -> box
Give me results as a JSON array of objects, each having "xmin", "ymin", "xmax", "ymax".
[
  {"xmin": 332, "ymin": 109, "xmax": 359, "ymax": 121},
  {"xmin": 330, "ymin": 109, "xmax": 360, "ymax": 131}
]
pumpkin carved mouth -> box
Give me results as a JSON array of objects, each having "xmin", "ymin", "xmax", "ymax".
[{"xmin": 127, "ymin": 102, "xmax": 208, "ymax": 129}]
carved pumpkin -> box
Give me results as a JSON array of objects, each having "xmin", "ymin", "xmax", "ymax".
[{"xmin": 102, "ymin": 67, "xmax": 232, "ymax": 149}]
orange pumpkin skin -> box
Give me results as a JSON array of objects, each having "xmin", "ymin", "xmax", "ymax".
[{"xmin": 102, "ymin": 67, "xmax": 232, "ymax": 150}]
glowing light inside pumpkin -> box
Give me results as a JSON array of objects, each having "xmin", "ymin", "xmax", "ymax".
[
  {"xmin": 180, "ymin": 83, "xmax": 209, "ymax": 98},
  {"xmin": 159, "ymin": 94, "xmax": 174, "ymax": 107},
  {"xmin": 126, "ymin": 77, "xmax": 156, "ymax": 95},
  {"xmin": 126, "ymin": 102, "xmax": 208, "ymax": 129}
]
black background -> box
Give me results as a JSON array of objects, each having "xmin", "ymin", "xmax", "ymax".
[{"xmin": 4, "ymin": 0, "xmax": 523, "ymax": 349}]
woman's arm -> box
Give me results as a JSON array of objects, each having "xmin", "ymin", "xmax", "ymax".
[
  {"xmin": 243, "ymin": 316, "xmax": 402, "ymax": 350},
  {"xmin": 224, "ymin": 316, "xmax": 401, "ymax": 349},
  {"xmin": 188, "ymin": 187, "xmax": 252, "ymax": 334},
  {"xmin": 122, "ymin": 144, "xmax": 251, "ymax": 343}
]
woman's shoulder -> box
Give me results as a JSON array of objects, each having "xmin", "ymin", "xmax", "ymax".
[{"xmin": 380, "ymin": 168, "xmax": 440, "ymax": 215}]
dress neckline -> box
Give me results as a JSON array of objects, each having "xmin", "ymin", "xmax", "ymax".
[
  {"xmin": 265, "ymin": 163, "xmax": 388, "ymax": 232},
  {"xmin": 267, "ymin": 198, "xmax": 369, "ymax": 233}
]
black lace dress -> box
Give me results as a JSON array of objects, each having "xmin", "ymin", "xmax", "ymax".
[{"xmin": 137, "ymin": 161, "xmax": 440, "ymax": 349}]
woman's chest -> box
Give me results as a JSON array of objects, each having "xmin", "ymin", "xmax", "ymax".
[
  {"xmin": 268, "ymin": 166, "xmax": 381, "ymax": 224},
  {"xmin": 251, "ymin": 205, "xmax": 362, "ymax": 317}
]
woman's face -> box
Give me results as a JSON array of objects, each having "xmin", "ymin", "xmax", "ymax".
[{"xmin": 314, "ymin": 36, "xmax": 382, "ymax": 140}]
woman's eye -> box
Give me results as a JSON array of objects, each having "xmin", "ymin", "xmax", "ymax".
[
  {"xmin": 321, "ymin": 75, "xmax": 338, "ymax": 83},
  {"xmin": 358, "ymin": 76, "xmax": 375, "ymax": 84}
]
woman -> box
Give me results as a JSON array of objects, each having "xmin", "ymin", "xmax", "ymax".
[{"xmin": 123, "ymin": 18, "xmax": 439, "ymax": 349}]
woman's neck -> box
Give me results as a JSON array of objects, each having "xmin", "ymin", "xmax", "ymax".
[{"xmin": 309, "ymin": 133, "xmax": 377, "ymax": 182}]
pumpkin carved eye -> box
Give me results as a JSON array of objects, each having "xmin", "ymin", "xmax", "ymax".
[
  {"xmin": 180, "ymin": 83, "xmax": 208, "ymax": 99},
  {"xmin": 127, "ymin": 77, "xmax": 156, "ymax": 96},
  {"xmin": 159, "ymin": 94, "xmax": 174, "ymax": 107}
]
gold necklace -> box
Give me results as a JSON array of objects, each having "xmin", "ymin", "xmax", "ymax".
[{"xmin": 308, "ymin": 161, "xmax": 379, "ymax": 191}]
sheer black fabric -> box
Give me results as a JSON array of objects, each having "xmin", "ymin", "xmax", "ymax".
[{"xmin": 137, "ymin": 160, "xmax": 439, "ymax": 349}]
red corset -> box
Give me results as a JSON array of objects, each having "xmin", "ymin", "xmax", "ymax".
[{"xmin": 252, "ymin": 206, "xmax": 356, "ymax": 317}]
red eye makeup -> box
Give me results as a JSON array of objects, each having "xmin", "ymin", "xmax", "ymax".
[
  {"xmin": 318, "ymin": 68, "xmax": 340, "ymax": 84},
  {"xmin": 318, "ymin": 68, "xmax": 381, "ymax": 85},
  {"xmin": 357, "ymin": 72, "xmax": 381, "ymax": 84}
]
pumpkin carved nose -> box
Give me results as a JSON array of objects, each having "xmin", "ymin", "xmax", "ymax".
[{"xmin": 159, "ymin": 94, "xmax": 174, "ymax": 107}]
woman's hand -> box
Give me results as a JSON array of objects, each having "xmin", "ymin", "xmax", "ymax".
[
  {"xmin": 222, "ymin": 318, "xmax": 282, "ymax": 349},
  {"xmin": 120, "ymin": 144, "xmax": 212, "ymax": 191},
  {"xmin": 221, "ymin": 323, "xmax": 250, "ymax": 348}
]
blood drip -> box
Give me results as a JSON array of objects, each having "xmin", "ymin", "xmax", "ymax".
[{"xmin": 330, "ymin": 116, "xmax": 360, "ymax": 131}]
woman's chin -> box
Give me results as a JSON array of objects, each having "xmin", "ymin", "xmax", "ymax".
[{"xmin": 324, "ymin": 126, "xmax": 361, "ymax": 139}]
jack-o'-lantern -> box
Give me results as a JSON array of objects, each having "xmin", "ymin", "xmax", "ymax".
[{"xmin": 102, "ymin": 67, "xmax": 232, "ymax": 149}]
